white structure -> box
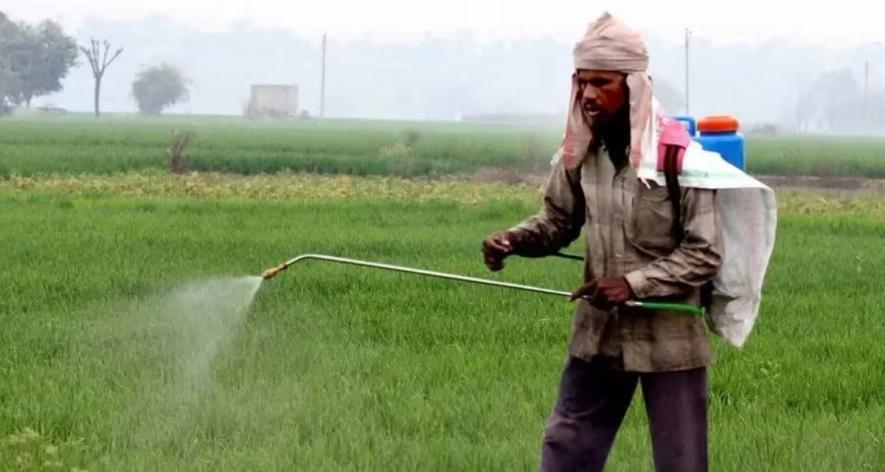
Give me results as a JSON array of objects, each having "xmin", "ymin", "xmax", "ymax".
[{"xmin": 247, "ymin": 84, "xmax": 299, "ymax": 118}]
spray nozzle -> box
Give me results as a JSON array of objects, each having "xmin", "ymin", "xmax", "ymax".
[{"xmin": 261, "ymin": 262, "xmax": 289, "ymax": 280}]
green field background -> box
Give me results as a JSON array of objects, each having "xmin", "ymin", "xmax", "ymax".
[{"xmin": 1, "ymin": 175, "xmax": 882, "ymax": 470}]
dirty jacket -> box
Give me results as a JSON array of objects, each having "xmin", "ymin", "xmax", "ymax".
[{"xmin": 509, "ymin": 145, "xmax": 723, "ymax": 372}]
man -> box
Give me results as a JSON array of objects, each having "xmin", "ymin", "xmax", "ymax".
[{"xmin": 482, "ymin": 13, "xmax": 722, "ymax": 472}]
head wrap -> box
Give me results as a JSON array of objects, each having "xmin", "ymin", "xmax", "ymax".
[{"xmin": 562, "ymin": 12, "xmax": 654, "ymax": 170}]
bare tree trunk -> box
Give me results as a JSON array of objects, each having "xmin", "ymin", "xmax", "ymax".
[
  {"xmin": 80, "ymin": 39, "xmax": 122, "ymax": 119},
  {"xmin": 94, "ymin": 76, "xmax": 101, "ymax": 117}
]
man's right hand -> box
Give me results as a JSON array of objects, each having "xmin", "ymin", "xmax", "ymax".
[{"xmin": 482, "ymin": 231, "xmax": 515, "ymax": 271}]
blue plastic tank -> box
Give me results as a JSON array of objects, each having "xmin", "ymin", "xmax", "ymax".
[{"xmin": 696, "ymin": 115, "xmax": 744, "ymax": 170}]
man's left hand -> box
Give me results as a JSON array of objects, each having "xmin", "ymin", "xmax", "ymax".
[{"xmin": 570, "ymin": 277, "xmax": 634, "ymax": 310}]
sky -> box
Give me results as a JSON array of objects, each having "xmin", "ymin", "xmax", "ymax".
[
  {"xmin": 4, "ymin": 0, "xmax": 884, "ymax": 47},
  {"xmin": 2, "ymin": 0, "xmax": 882, "ymax": 124}
]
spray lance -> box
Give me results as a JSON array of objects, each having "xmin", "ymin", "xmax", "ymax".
[{"xmin": 260, "ymin": 253, "xmax": 705, "ymax": 316}]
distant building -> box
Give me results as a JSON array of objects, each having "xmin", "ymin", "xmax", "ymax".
[{"xmin": 247, "ymin": 84, "xmax": 299, "ymax": 118}]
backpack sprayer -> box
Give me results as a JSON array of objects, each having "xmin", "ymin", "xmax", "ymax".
[{"xmin": 260, "ymin": 253, "xmax": 706, "ymax": 316}]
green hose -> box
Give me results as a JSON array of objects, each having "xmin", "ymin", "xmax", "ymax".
[
  {"xmin": 625, "ymin": 300, "xmax": 706, "ymax": 316},
  {"xmin": 553, "ymin": 254, "xmax": 705, "ymax": 316}
]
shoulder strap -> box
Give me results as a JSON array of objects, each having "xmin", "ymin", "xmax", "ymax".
[
  {"xmin": 663, "ymin": 144, "xmax": 716, "ymax": 308},
  {"xmin": 662, "ymin": 144, "xmax": 684, "ymax": 242}
]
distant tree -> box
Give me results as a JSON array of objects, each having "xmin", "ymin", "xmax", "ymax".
[
  {"xmin": 794, "ymin": 69, "xmax": 873, "ymax": 133},
  {"xmin": 867, "ymin": 91, "xmax": 885, "ymax": 132},
  {"xmin": 792, "ymin": 97, "xmax": 815, "ymax": 133},
  {"xmin": 0, "ymin": 13, "xmax": 18, "ymax": 113},
  {"xmin": 131, "ymin": 63, "xmax": 189, "ymax": 115},
  {"xmin": 0, "ymin": 15, "xmax": 77, "ymax": 112},
  {"xmin": 80, "ymin": 38, "xmax": 123, "ymax": 117},
  {"xmin": 14, "ymin": 20, "xmax": 78, "ymax": 107},
  {"xmin": 818, "ymin": 70, "xmax": 863, "ymax": 131}
]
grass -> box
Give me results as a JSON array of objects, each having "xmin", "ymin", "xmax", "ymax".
[
  {"xmin": 0, "ymin": 174, "xmax": 883, "ymax": 470},
  {"xmin": 747, "ymin": 136, "xmax": 885, "ymax": 178},
  {"xmin": 0, "ymin": 115, "xmax": 557, "ymax": 178},
  {"xmin": 2, "ymin": 114, "xmax": 885, "ymax": 179}
]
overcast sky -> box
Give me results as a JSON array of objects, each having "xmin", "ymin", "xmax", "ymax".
[
  {"xmin": 3, "ymin": 0, "xmax": 881, "ymax": 123},
  {"xmin": 4, "ymin": 0, "xmax": 883, "ymax": 47}
]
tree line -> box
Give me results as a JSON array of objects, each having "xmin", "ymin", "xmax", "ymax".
[{"xmin": 1, "ymin": 11, "xmax": 188, "ymax": 116}]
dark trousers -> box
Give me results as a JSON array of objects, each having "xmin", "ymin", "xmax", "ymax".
[{"xmin": 540, "ymin": 356, "xmax": 708, "ymax": 472}]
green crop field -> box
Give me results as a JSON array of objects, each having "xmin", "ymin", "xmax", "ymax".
[
  {"xmin": 3, "ymin": 115, "xmax": 885, "ymax": 179},
  {"xmin": 1, "ymin": 170, "xmax": 883, "ymax": 471},
  {"xmin": 0, "ymin": 115, "xmax": 558, "ymax": 178},
  {"xmin": 1, "ymin": 115, "xmax": 884, "ymax": 470}
]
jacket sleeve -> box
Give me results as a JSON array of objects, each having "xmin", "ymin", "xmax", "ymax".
[{"xmin": 507, "ymin": 150, "xmax": 586, "ymax": 257}]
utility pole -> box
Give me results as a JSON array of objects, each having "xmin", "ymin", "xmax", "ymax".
[
  {"xmin": 685, "ymin": 28, "xmax": 691, "ymax": 115},
  {"xmin": 320, "ymin": 34, "xmax": 327, "ymax": 119},
  {"xmin": 864, "ymin": 60, "xmax": 869, "ymax": 130}
]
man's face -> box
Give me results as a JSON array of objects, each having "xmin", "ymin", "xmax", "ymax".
[{"xmin": 576, "ymin": 69, "xmax": 627, "ymax": 124}]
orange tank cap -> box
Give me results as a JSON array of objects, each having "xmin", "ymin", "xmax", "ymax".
[{"xmin": 697, "ymin": 115, "xmax": 740, "ymax": 133}]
